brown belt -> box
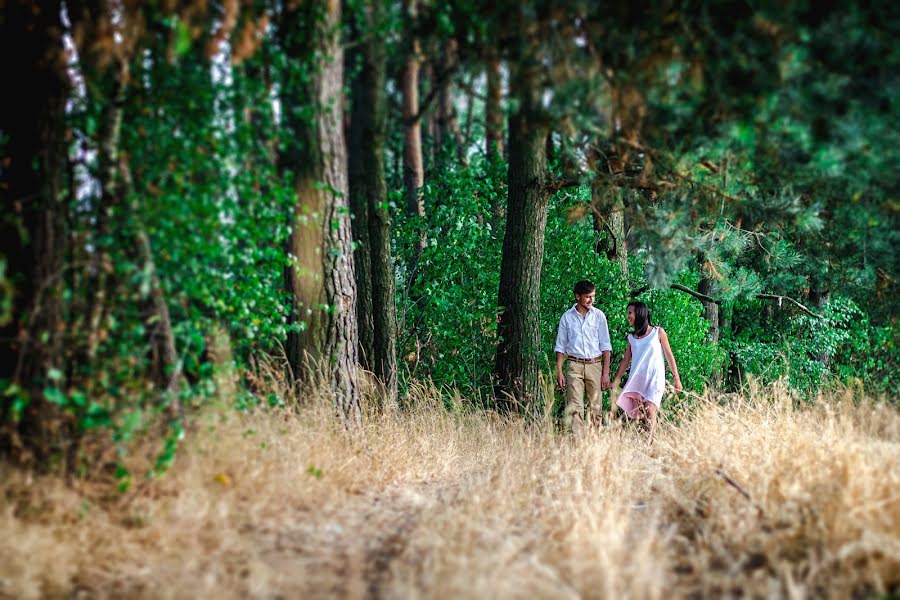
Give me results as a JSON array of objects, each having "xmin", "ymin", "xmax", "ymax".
[{"xmin": 568, "ymin": 355, "xmax": 602, "ymax": 364}]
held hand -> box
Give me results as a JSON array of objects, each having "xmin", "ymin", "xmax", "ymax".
[
  {"xmin": 601, "ymin": 374, "xmax": 611, "ymax": 390},
  {"xmin": 557, "ymin": 372, "xmax": 566, "ymax": 389}
]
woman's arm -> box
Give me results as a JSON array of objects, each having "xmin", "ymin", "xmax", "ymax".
[
  {"xmin": 612, "ymin": 342, "xmax": 632, "ymax": 388},
  {"xmin": 658, "ymin": 327, "xmax": 683, "ymax": 392}
]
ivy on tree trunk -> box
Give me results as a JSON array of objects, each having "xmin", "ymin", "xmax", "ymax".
[{"xmin": 280, "ymin": 0, "xmax": 361, "ymax": 427}]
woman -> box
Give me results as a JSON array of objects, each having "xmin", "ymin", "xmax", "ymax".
[{"xmin": 611, "ymin": 302, "xmax": 682, "ymax": 435}]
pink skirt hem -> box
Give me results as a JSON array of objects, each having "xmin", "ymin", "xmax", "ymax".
[{"xmin": 616, "ymin": 392, "xmax": 656, "ymax": 419}]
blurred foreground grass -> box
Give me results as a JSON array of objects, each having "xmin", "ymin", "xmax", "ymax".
[{"xmin": 1, "ymin": 380, "xmax": 898, "ymax": 599}]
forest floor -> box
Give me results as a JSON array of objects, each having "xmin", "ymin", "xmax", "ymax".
[{"xmin": 2, "ymin": 381, "xmax": 899, "ymax": 599}]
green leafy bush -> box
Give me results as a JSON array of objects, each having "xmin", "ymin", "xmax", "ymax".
[
  {"xmin": 727, "ymin": 295, "xmax": 896, "ymax": 397},
  {"xmin": 393, "ymin": 155, "xmax": 506, "ymax": 399}
]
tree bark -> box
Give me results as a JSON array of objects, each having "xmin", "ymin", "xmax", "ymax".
[
  {"xmin": 280, "ymin": 0, "xmax": 360, "ymax": 427},
  {"xmin": 697, "ymin": 274, "xmax": 720, "ymax": 344},
  {"xmin": 120, "ymin": 150, "xmax": 182, "ymax": 398},
  {"xmin": 494, "ymin": 55, "xmax": 550, "ymax": 413},
  {"xmin": 808, "ymin": 277, "xmax": 831, "ymax": 368},
  {"xmin": 348, "ymin": 41, "xmax": 375, "ymax": 373},
  {"xmin": 348, "ymin": 1, "xmax": 397, "ymax": 407},
  {"xmin": 401, "ymin": 0, "xmax": 428, "ymax": 308},
  {"xmin": 485, "ymin": 47, "xmax": 504, "ymax": 159},
  {"xmin": 697, "ymin": 274, "xmax": 722, "ymax": 389},
  {"xmin": 590, "ymin": 181, "xmax": 628, "ymax": 276},
  {"xmin": 68, "ymin": 0, "xmax": 117, "ymax": 367},
  {"xmin": 93, "ymin": 15, "xmax": 182, "ymax": 401},
  {"xmin": 435, "ymin": 38, "xmax": 464, "ymax": 162},
  {"xmin": 402, "ymin": 0, "xmax": 424, "ymax": 218},
  {"xmin": 0, "ymin": 0, "xmax": 72, "ymax": 464}
]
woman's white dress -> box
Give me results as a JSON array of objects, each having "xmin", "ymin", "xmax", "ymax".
[{"xmin": 616, "ymin": 326, "xmax": 665, "ymax": 417}]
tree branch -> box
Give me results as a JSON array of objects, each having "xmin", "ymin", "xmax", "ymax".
[
  {"xmin": 655, "ymin": 285, "xmax": 822, "ymax": 319},
  {"xmin": 716, "ymin": 468, "xmax": 765, "ymax": 516},
  {"xmin": 455, "ymin": 74, "xmax": 487, "ymax": 101},
  {"xmin": 670, "ymin": 283, "xmax": 720, "ymax": 304},
  {"xmin": 755, "ymin": 294, "xmax": 823, "ymax": 319},
  {"xmin": 405, "ymin": 61, "xmax": 460, "ymax": 125},
  {"xmin": 544, "ymin": 175, "xmax": 582, "ymax": 195}
]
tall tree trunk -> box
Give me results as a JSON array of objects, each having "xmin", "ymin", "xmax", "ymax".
[
  {"xmin": 808, "ymin": 276, "xmax": 831, "ymax": 369},
  {"xmin": 69, "ymin": 0, "xmax": 113, "ymax": 368},
  {"xmin": 590, "ymin": 182, "xmax": 628, "ymax": 276},
  {"xmin": 348, "ymin": 0, "xmax": 398, "ymax": 406},
  {"xmin": 401, "ymin": 0, "xmax": 427, "ymax": 313},
  {"xmin": 348, "ymin": 44, "xmax": 375, "ymax": 373},
  {"xmin": 423, "ymin": 59, "xmax": 439, "ymax": 167},
  {"xmin": 592, "ymin": 82, "xmax": 646, "ymax": 280},
  {"xmin": 494, "ymin": 56, "xmax": 550, "ymax": 413},
  {"xmin": 485, "ymin": 47, "xmax": 504, "ymax": 159},
  {"xmin": 435, "ymin": 38, "xmax": 464, "ymax": 162},
  {"xmin": 370, "ymin": 193, "xmax": 398, "ymax": 407},
  {"xmin": 697, "ymin": 274, "xmax": 721, "ymax": 389},
  {"xmin": 135, "ymin": 226, "xmax": 182, "ymax": 396},
  {"xmin": 402, "ymin": 0, "xmax": 424, "ymax": 218},
  {"xmin": 112, "ymin": 25, "xmax": 183, "ymax": 399},
  {"xmin": 697, "ymin": 274, "xmax": 720, "ymax": 344},
  {"xmin": 461, "ymin": 72, "xmax": 475, "ymax": 152},
  {"xmin": 0, "ymin": 0, "xmax": 72, "ymax": 464},
  {"xmin": 121, "ymin": 156, "xmax": 182, "ymax": 397},
  {"xmin": 280, "ymin": 0, "xmax": 360, "ymax": 427},
  {"xmin": 68, "ymin": 1, "xmax": 181, "ymax": 419}
]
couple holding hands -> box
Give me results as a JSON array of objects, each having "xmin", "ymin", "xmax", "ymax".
[{"xmin": 554, "ymin": 279, "xmax": 683, "ymax": 435}]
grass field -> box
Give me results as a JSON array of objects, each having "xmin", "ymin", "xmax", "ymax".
[{"xmin": 2, "ymin": 381, "xmax": 898, "ymax": 599}]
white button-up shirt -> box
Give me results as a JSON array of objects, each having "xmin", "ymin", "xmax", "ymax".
[{"xmin": 554, "ymin": 305, "xmax": 613, "ymax": 359}]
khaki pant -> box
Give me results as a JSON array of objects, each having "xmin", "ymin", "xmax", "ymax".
[{"xmin": 565, "ymin": 361, "xmax": 603, "ymax": 435}]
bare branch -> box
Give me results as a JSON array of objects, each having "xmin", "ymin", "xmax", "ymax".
[
  {"xmin": 544, "ymin": 176, "xmax": 582, "ymax": 195},
  {"xmin": 716, "ymin": 468, "xmax": 765, "ymax": 516},
  {"xmin": 756, "ymin": 294, "xmax": 823, "ymax": 319},
  {"xmin": 671, "ymin": 283, "xmax": 719, "ymax": 304},
  {"xmin": 455, "ymin": 74, "xmax": 488, "ymax": 101},
  {"xmin": 405, "ymin": 61, "xmax": 460, "ymax": 125},
  {"xmin": 639, "ymin": 283, "xmax": 823, "ymax": 320}
]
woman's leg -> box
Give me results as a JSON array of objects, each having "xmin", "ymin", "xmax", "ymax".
[{"xmin": 643, "ymin": 402, "xmax": 658, "ymax": 436}]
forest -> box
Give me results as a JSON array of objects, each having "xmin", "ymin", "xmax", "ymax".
[{"xmin": 1, "ymin": 0, "xmax": 898, "ymax": 597}]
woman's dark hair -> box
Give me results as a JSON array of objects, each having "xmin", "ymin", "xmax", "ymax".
[{"xmin": 628, "ymin": 301, "xmax": 651, "ymax": 337}]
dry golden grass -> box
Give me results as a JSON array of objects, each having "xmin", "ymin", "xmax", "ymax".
[{"xmin": 1, "ymin": 380, "xmax": 898, "ymax": 599}]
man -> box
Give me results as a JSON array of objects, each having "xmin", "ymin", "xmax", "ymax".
[{"xmin": 554, "ymin": 279, "xmax": 612, "ymax": 434}]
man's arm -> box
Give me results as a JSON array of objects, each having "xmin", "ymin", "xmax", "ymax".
[
  {"xmin": 556, "ymin": 352, "xmax": 566, "ymax": 389},
  {"xmin": 601, "ymin": 351, "xmax": 611, "ymax": 390}
]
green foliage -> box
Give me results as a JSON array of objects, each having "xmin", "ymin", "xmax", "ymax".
[
  {"xmin": 46, "ymin": 35, "xmax": 296, "ymax": 472},
  {"xmin": 727, "ymin": 296, "xmax": 897, "ymax": 396},
  {"xmin": 0, "ymin": 258, "xmax": 11, "ymax": 326},
  {"xmin": 641, "ymin": 281, "xmax": 725, "ymax": 394},
  {"xmin": 124, "ymin": 56, "xmax": 294, "ymax": 363},
  {"xmin": 540, "ymin": 188, "xmax": 631, "ymax": 363},
  {"xmin": 396, "ymin": 164, "xmax": 727, "ymax": 402},
  {"xmin": 541, "ymin": 191, "xmax": 723, "ymax": 395},
  {"xmin": 394, "ymin": 154, "xmax": 506, "ymax": 399},
  {"xmin": 3, "ymin": 0, "xmax": 896, "ymax": 475},
  {"xmin": 841, "ymin": 323, "xmax": 898, "ymax": 396}
]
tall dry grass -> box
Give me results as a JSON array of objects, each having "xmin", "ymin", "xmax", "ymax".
[{"xmin": 1, "ymin": 380, "xmax": 898, "ymax": 599}]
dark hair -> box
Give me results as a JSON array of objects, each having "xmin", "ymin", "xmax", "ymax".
[
  {"xmin": 573, "ymin": 279, "xmax": 595, "ymax": 295},
  {"xmin": 628, "ymin": 301, "xmax": 651, "ymax": 337}
]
